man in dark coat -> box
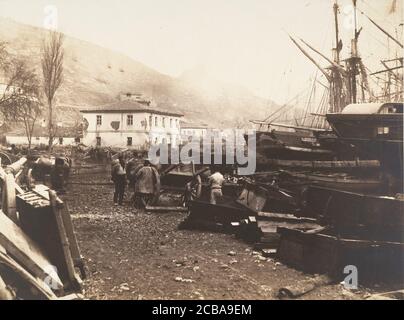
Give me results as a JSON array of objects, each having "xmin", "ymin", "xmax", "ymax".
[{"xmin": 134, "ymin": 159, "xmax": 160, "ymax": 208}]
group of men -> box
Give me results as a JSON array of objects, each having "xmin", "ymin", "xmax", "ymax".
[
  {"xmin": 111, "ymin": 152, "xmax": 226, "ymax": 208},
  {"xmin": 111, "ymin": 153, "xmax": 160, "ymax": 208}
]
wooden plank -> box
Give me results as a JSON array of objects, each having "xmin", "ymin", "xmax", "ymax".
[
  {"xmin": 60, "ymin": 201, "xmax": 86, "ymax": 279},
  {"xmin": 32, "ymin": 184, "xmax": 51, "ymax": 200},
  {"xmin": 258, "ymin": 211, "xmax": 317, "ymax": 223},
  {"xmin": 0, "ymin": 211, "xmax": 63, "ymax": 290},
  {"xmin": 49, "ymin": 191, "xmax": 82, "ymax": 291}
]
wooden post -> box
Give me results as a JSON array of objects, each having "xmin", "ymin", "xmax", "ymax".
[
  {"xmin": 49, "ymin": 190, "xmax": 82, "ymax": 291},
  {"xmin": 61, "ymin": 201, "xmax": 86, "ymax": 279}
]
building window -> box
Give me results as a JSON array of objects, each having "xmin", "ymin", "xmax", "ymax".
[
  {"xmin": 127, "ymin": 137, "xmax": 132, "ymax": 146},
  {"xmin": 377, "ymin": 127, "xmax": 390, "ymax": 135},
  {"xmin": 75, "ymin": 137, "xmax": 81, "ymax": 143},
  {"xmin": 176, "ymin": 119, "xmax": 179, "ymax": 127},
  {"xmin": 35, "ymin": 137, "xmax": 40, "ymax": 141},
  {"xmin": 96, "ymin": 115, "xmax": 102, "ymax": 126},
  {"xmin": 170, "ymin": 118, "xmax": 173, "ymax": 128},
  {"xmin": 96, "ymin": 137, "xmax": 101, "ymax": 146},
  {"xmin": 59, "ymin": 137, "xmax": 63, "ymax": 145},
  {"xmin": 149, "ymin": 115, "xmax": 153, "ymax": 127},
  {"xmin": 155, "ymin": 117, "xmax": 158, "ymax": 126},
  {"xmin": 162, "ymin": 117, "xmax": 166, "ymax": 128},
  {"xmin": 127, "ymin": 115, "xmax": 133, "ymax": 126}
]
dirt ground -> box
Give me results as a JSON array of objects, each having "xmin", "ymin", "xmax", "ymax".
[{"xmin": 63, "ymin": 171, "xmax": 383, "ymax": 300}]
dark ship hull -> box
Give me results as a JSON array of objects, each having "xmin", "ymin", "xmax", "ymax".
[
  {"xmin": 326, "ymin": 113, "xmax": 403, "ymax": 169},
  {"xmin": 326, "ymin": 103, "xmax": 403, "ymax": 193},
  {"xmin": 252, "ymin": 128, "xmax": 360, "ymax": 162}
]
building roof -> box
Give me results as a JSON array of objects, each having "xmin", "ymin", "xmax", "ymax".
[
  {"xmin": 341, "ymin": 103, "xmax": 403, "ymax": 114},
  {"xmin": 80, "ymin": 100, "xmax": 184, "ymax": 117}
]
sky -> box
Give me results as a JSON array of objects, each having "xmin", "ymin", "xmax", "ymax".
[{"xmin": 0, "ymin": 0, "xmax": 402, "ymax": 104}]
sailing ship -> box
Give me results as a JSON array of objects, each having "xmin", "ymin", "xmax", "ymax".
[
  {"xmin": 251, "ymin": 0, "xmax": 403, "ymax": 165},
  {"xmin": 325, "ymin": 1, "xmax": 403, "ymax": 189}
]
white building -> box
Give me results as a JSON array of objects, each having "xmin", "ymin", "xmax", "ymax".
[{"xmin": 80, "ymin": 100, "xmax": 184, "ymax": 148}]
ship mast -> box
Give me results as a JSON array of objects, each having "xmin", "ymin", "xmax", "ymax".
[
  {"xmin": 345, "ymin": 0, "xmax": 361, "ymax": 104},
  {"xmin": 329, "ymin": 0, "xmax": 345, "ymax": 113},
  {"xmin": 333, "ymin": 0, "xmax": 340, "ymax": 64}
]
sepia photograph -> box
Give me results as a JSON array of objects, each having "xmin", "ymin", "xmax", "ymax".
[{"xmin": 0, "ymin": 0, "xmax": 403, "ymax": 306}]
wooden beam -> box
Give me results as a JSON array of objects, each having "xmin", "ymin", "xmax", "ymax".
[
  {"xmin": 289, "ymin": 35, "xmax": 331, "ymax": 82},
  {"xmin": 61, "ymin": 201, "xmax": 86, "ymax": 279},
  {"xmin": 364, "ymin": 13, "xmax": 403, "ymax": 48},
  {"xmin": 49, "ymin": 191, "xmax": 82, "ymax": 291},
  {"xmin": 370, "ymin": 65, "xmax": 403, "ymax": 76},
  {"xmin": 299, "ymin": 38, "xmax": 346, "ymax": 75}
]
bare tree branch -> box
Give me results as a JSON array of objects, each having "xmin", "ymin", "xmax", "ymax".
[
  {"xmin": 41, "ymin": 31, "xmax": 64, "ymax": 149},
  {"xmin": 0, "ymin": 56, "xmax": 42, "ymax": 150}
]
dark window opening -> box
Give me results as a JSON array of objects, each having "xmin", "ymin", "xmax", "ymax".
[{"xmin": 127, "ymin": 137, "xmax": 133, "ymax": 146}]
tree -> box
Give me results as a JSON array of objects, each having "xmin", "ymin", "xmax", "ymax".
[
  {"xmin": 0, "ymin": 57, "xmax": 42, "ymax": 150},
  {"xmin": 41, "ymin": 31, "xmax": 64, "ymax": 149}
]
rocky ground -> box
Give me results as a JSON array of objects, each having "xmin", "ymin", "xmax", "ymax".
[{"xmin": 63, "ymin": 170, "xmax": 382, "ymax": 300}]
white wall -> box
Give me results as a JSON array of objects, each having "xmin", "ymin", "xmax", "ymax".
[{"xmin": 82, "ymin": 111, "xmax": 182, "ymax": 148}]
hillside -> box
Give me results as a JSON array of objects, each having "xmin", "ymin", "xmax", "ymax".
[{"xmin": 0, "ymin": 17, "xmax": 281, "ymax": 128}]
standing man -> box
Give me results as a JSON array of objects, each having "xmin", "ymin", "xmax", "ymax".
[
  {"xmin": 111, "ymin": 156, "xmax": 126, "ymax": 206},
  {"xmin": 134, "ymin": 159, "xmax": 160, "ymax": 208},
  {"xmin": 208, "ymin": 166, "xmax": 225, "ymax": 204},
  {"xmin": 126, "ymin": 152, "xmax": 144, "ymax": 205}
]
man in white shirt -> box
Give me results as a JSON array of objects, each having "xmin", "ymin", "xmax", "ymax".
[{"xmin": 208, "ymin": 167, "xmax": 225, "ymax": 204}]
